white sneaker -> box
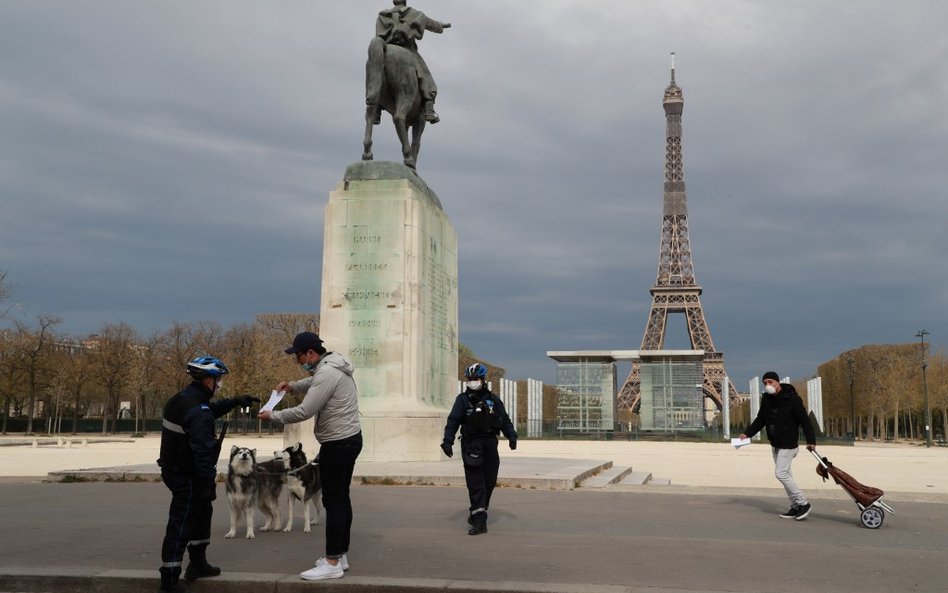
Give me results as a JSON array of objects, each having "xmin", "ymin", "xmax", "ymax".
[
  {"xmin": 300, "ymin": 558, "xmax": 344, "ymax": 581},
  {"xmin": 313, "ymin": 554, "xmax": 348, "ymax": 571}
]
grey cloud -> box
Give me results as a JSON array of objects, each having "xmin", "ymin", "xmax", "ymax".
[{"xmin": 1, "ymin": 0, "xmax": 946, "ymax": 388}]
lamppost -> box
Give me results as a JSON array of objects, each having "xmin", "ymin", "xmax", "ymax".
[
  {"xmin": 916, "ymin": 330, "xmax": 932, "ymax": 448},
  {"xmin": 846, "ymin": 355, "xmax": 856, "ymax": 441}
]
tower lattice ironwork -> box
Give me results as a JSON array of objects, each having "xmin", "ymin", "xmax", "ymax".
[{"xmin": 617, "ymin": 55, "xmax": 738, "ymax": 413}]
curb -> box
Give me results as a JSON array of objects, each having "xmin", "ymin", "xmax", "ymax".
[{"xmin": 0, "ymin": 568, "xmax": 733, "ymax": 593}]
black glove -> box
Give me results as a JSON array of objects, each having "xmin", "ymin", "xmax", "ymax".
[
  {"xmin": 508, "ymin": 439, "xmax": 517, "ymax": 451},
  {"xmin": 440, "ymin": 442, "xmax": 453, "ymax": 458},
  {"xmin": 234, "ymin": 395, "xmax": 260, "ymax": 408},
  {"xmin": 195, "ymin": 479, "xmax": 217, "ymax": 502}
]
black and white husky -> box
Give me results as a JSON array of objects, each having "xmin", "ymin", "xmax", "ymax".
[
  {"xmin": 283, "ymin": 442, "xmax": 323, "ymax": 533},
  {"xmin": 255, "ymin": 450, "xmax": 288, "ymax": 532},
  {"xmin": 224, "ymin": 446, "xmax": 257, "ymax": 539}
]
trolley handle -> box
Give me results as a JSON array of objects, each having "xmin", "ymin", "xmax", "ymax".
[{"xmin": 809, "ymin": 448, "xmax": 830, "ymax": 468}]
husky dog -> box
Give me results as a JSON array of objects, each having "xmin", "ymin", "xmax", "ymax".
[
  {"xmin": 224, "ymin": 446, "xmax": 257, "ymax": 539},
  {"xmin": 282, "ymin": 442, "xmax": 323, "ymax": 533},
  {"xmin": 256, "ymin": 450, "xmax": 288, "ymax": 532}
]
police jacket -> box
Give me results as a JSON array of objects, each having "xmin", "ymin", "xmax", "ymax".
[
  {"xmin": 743, "ymin": 383, "xmax": 816, "ymax": 449},
  {"xmin": 442, "ymin": 388, "xmax": 517, "ymax": 447},
  {"xmin": 158, "ymin": 382, "xmax": 241, "ymax": 481}
]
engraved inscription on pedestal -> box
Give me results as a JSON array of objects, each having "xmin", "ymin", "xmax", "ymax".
[{"xmin": 319, "ymin": 162, "xmax": 458, "ymax": 461}]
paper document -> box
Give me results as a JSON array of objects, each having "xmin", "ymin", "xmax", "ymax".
[
  {"xmin": 731, "ymin": 437, "xmax": 751, "ymax": 449},
  {"xmin": 260, "ymin": 390, "xmax": 286, "ymax": 413}
]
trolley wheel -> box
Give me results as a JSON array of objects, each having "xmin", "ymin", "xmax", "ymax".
[{"xmin": 860, "ymin": 506, "xmax": 885, "ymax": 529}]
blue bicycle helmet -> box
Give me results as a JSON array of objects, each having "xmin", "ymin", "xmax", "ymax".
[
  {"xmin": 186, "ymin": 356, "xmax": 230, "ymax": 378},
  {"xmin": 464, "ymin": 363, "xmax": 488, "ymax": 380}
]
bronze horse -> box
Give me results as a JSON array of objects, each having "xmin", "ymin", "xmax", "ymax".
[{"xmin": 362, "ymin": 40, "xmax": 426, "ymax": 169}]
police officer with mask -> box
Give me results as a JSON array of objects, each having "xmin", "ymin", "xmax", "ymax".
[
  {"xmin": 157, "ymin": 356, "xmax": 259, "ymax": 593},
  {"xmin": 441, "ymin": 363, "xmax": 517, "ymax": 535}
]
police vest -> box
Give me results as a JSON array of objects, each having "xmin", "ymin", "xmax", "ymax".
[{"xmin": 464, "ymin": 394, "xmax": 502, "ymax": 435}]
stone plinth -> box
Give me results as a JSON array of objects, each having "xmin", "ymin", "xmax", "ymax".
[{"xmin": 320, "ymin": 161, "xmax": 458, "ymax": 461}]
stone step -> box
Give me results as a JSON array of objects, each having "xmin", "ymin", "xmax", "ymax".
[
  {"xmin": 615, "ymin": 470, "xmax": 652, "ymax": 486},
  {"xmin": 581, "ymin": 465, "xmax": 635, "ymax": 488},
  {"xmin": 649, "ymin": 476, "xmax": 671, "ymax": 486}
]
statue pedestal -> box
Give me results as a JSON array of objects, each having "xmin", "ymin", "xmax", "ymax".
[{"xmin": 320, "ymin": 161, "xmax": 458, "ymax": 462}]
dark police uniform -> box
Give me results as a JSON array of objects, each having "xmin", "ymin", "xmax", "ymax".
[
  {"xmin": 157, "ymin": 382, "xmax": 242, "ymax": 591},
  {"xmin": 442, "ymin": 388, "xmax": 517, "ymax": 532}
]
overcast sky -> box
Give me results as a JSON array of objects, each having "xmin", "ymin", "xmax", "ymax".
[{"xmin": 2, "ymin": 1, "xmax": 946, "ymax": 390}]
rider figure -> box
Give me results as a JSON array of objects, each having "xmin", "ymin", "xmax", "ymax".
[{"xmin": 367, "ymin": 0, "xmax": 450, "ymax": 124}]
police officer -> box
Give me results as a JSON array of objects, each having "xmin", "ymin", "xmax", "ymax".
[
  {"xmin": 441, "ymin": 363, "xmax": 518, "ymax": 535},
  {"xmin": 157, "ymin": 356, "xmax": 258, "ymax": 593}
]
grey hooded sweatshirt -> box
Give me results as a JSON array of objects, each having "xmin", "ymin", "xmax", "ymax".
[{"xmin": 271, "ymin": 351, "xmax": 361, "ymax": 443}]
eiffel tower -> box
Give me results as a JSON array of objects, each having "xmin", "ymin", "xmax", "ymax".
[{"xmin": 617, "ymin": 54, "xmax": 738, "ymax": 413}]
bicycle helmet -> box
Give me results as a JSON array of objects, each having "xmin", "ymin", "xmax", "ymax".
[
  {"xmin": 464, "ymin": 363, "xmax": 488, "ymax": 380},
  {"xmin": 186, "ymin": 356, "xmax": 230, "ymax": 379}
]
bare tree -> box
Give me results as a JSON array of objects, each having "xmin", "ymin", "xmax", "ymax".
[
  {"xmin": 0, "ymin": 271, "xmax": 12, "ymax": 321},
  {"xmin": 0, "ymin": 329, "xmax": 27, "ymax": 434},
  {"xmin": 255, "ymin": 313, "xmax": 319, "ymax": 337},
  {"xmin": 18, "ymin": 316, "xmax": 60, "ymax": 435},
  {"xmin": 62, "ymin": 339, "xmax": 94, "ymax": 434},
  {"xmin": 929, "ymin": 349, "xmax": 948, "ymax": 441},
  {"xmin": 88, "ymin": 323, "xmax": 139, "ymax": 434}
]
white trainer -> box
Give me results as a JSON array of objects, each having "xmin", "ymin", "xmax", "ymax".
[
  {"xmin": 300, "ymin": 558, "xmax": 344, "ymax": 581},
  {"xmin": 313, "ymin": 554, "xmax": 348, "ymax": 571}
]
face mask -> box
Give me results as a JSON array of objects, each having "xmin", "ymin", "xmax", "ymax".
[
  {"xmin": 302, "ymin": 362, "xmax": 316, "ymax": 373},
  {"xmin": 466, "ymin": 380, "xmax": 483, "ymax": 391},
  {"xmin": 764, "ymin": 385, "xmax": 777, "ymax": 395}
]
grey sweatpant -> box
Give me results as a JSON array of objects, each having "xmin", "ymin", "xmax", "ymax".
[{"xmin": 772, "ymin": 446, "xmax": 808, "ymax": 507}]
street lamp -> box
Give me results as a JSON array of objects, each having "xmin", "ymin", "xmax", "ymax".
[
  {"xmin": 846, "ymin": 355, "xmax": 856, "ymax": 441},
  {"xmin": 916, "ymin": 330, "xmax": 932, "ymax": 448}
]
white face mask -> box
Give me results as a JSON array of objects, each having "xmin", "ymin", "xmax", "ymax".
[
  {"xmin": 764, "ymin": 385, "xmax": 777, "ymax": 395},
  {"xmin": 466, "ymin": 380, "xmax": 483, "ymax": 391}
]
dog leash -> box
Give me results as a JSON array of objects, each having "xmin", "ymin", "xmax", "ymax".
[{"xmin": 254, "ymin": 459, "xmax": 319, "ymax": 476}]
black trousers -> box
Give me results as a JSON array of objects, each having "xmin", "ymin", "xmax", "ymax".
[
  {"xmin": 160, "ymin": 471, "xmax": 213, "ymax": 574},
  {"xmin": 462, "ymin": 437, "xmax": 499, "ymax": 515},
  {"xmin": 319, "ymin": 432, "xmax": 362, "ymax": 558}
]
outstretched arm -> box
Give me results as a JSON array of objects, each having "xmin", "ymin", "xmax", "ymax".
[{"xmin": 424, "ymin": 18, "xmax": 450, "ymax": 34}]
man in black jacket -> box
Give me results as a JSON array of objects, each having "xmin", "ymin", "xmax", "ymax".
[
  {"xmin": 441, "ymin": 363, "xmax": 517, "ymax": 535},
  {"xmin": 741, "ymin": 371, "xmax": 816, "ymax": 520},
  {"xmin": 157, "ymin": 356, "xmax": 258, "ymax": 593}
]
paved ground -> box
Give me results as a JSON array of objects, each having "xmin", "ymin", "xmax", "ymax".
[{"xmin": 1, "ymin": 435, "xmax": 946, "ymax": 593}]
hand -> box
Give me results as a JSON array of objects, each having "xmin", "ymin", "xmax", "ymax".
[
  {"xmin": 235, "ymin": 395, "xmax": 260, "ymax": 408},
  {"xmin": 258, "ymin": 410, "xmax": 272, "ymax": 422},
  {"xmin": 275, "ymin": 381, "xmax": 291, "ymax": 393},
  {"xmin": 440, "ymin": 442, "xmax": 453, "ymax": 458},
  {"xmin": 508, "ymin": 439, "xmax": 517, "ymax": 451},
  {"xmin": 739, "ymin": 434, "xmax": 747, "ymax": 440},
  {"xmin": 806, "ymin": 444, "xmax": 816, "ymax": 452}
]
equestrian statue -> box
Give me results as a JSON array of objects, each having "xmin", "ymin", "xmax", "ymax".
[{"xmin": 362, "ymin": 0, "xmax": 450, "ymax": 169}]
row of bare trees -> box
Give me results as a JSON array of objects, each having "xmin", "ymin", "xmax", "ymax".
[
  {"xmin": 0, "ymin": 311, "xmax": 318, "ymax": 436},
  {"xmin": 814, "ymin": 343, "xmax": 948, "ymax": 442}
]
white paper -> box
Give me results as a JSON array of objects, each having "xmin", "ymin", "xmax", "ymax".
[
  {"xmin": 260, "ymin": 390, "xmax": 285, "ymax": 413},
  {"xmin": 731, "ymin": 437, "xmax": 751, "ymax": 449}
]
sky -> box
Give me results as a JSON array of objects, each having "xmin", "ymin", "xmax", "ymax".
[{"xmin": 1, "ymin": 1, "xmax": 946, "ymax": 390}]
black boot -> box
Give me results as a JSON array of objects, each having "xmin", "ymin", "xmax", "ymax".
[
  {"xmin": 159, "ymin": 567, "xmax": 189, "ymax": 592},
  {"xmin": 184, "ymin": 545, "xmax": 220, "ymax": 581},
  {"xmin": 468, "ymin": 511, "xmax": 487, "ymax": 535},
  {"xmin": 184, "ymin": 562, "xmax": 220, "ymax": 581}
]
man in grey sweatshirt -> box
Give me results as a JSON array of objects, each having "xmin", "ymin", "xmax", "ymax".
[{"xmin": 259, "ymin": 332, "xmax": 361, "ymax": 581}]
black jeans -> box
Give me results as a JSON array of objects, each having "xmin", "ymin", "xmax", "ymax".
[
  {"xmin": 160, "ymin": 471, "xmax": 213, "ymax": 582},
  {"xmin": 319, "ymin": 432, "xmax": 362, "ymax": 558},
  {"xmin": 462, "ymin": 436, "xmax": 499, "ymax": 515}
]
